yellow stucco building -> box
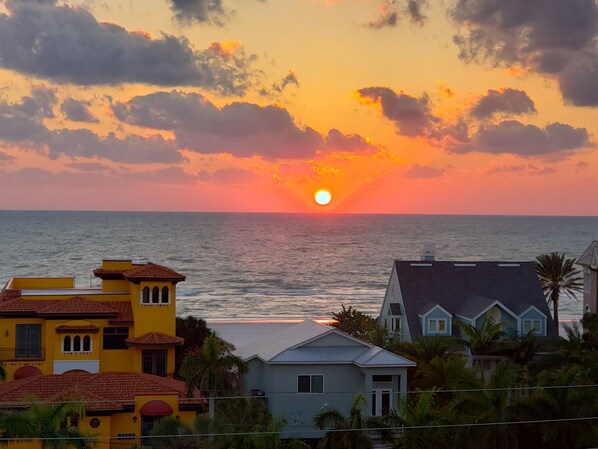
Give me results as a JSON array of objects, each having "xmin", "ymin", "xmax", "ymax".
[{"xmin": 0, "ymin": 260, "xmax": 203, "ymax": 448}]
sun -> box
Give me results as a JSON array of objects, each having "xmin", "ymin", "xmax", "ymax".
[{"xmin": 314, "ymin": 189, "xmax": 332, "ymax": 206}]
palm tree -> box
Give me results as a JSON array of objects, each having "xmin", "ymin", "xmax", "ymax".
[
  {"xmin": 180, "ymin": 331, "xmax": 247, "ymax": 418},
  {"xmin": 313, "ymin": 395, "xmax": 381, "ymax": 449},
  {"xmin": 389, "ymin": 390, "xmax": 452, "ymax": 449},
  {"xmin": 535, "ymin": 252, "xmax": 583, "ymax": 331},
  {"xmin": 0, "ymin": 401, "xmax": 93, "ymax": 449},
  {"xmin": 458, "ymin": 316, "xmax": 506, "ymax": 355},
  {"xmin": 451, "ymin": 361, "xmax": 521, "ymax": 449}
]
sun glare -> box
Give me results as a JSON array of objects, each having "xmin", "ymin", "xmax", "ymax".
[{"xmin": 314, "ymin": 189, "xmax": 332, "ymax": 206}]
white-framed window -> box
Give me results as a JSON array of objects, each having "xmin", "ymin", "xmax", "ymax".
[
  {"xmin": 140, "ymin": 286, "xmax": 170, "ymax": 305},
  {"xmin": 523, "ymin": 319, "xmax": 542, "ymax": 335},
  {"xmin": 297, "ymin": 374, "xmax": 324, "ymax": 394},
  {"xmin": 62, "ymin": 335, "xmax": 93, "ymax": 353},
  {"xmin": 391, "ymin": 317, "xmax": 401, "ymax": 333},
  {"xmin": 428, "ymin": 318, "xmax": 447, "ymax": 334}
]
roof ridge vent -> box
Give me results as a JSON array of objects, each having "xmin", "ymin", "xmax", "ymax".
[
  {"xmin": 498, "ymin": 263, "xmax": 521, "ymax": 267},
  {"xmin": 454, "ymin": 263, "xmax": 477, "ymax": 267}
]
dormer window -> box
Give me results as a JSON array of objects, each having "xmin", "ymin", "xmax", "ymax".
[
  {"xmin": 428, "ymin": 318, "xmax": 447, "ymax": 333},
  {"xmin": 523, "ymin": 319, "xmax": 542, "ymax": 335}
]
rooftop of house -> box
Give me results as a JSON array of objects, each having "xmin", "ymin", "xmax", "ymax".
[
  {"xmin": 232, "ymin": 320, "xmax": 416, "ymax": 368},
  {"xmin": 390, "ymin": 260, "xmax": 557, "ymax": 337},
  {"xmin": 578, "ymin": 241, "xmax": 598, "ymax": 269},
  {"xmin": 0, "ymin": 296, "xmax": 133, "ymax": 321},
  {"xmin": 0, "ymin": 372, "xmax": 203, "ymax": 412}
]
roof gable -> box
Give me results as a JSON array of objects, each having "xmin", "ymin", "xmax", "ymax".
[
  {"xmin": 578, "ymin": 241, "xmax": 598, "ymax": 268},
  {"xmin": 393, "ymin": 260, "xmax": 557, "ymax": 337}
]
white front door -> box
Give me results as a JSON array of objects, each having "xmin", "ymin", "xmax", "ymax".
[{"xmin": 371, "ymin": 388, "xmax": 391, "ymax": 416}]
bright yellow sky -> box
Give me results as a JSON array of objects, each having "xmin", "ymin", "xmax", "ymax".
[{"xmin": 1, "ymin": 0, "xmax": 597, "ymax": 214}]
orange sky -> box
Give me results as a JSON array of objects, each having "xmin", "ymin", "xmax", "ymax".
[{"xmin": 1, "ymin": 0, "xmax": 597, "ymax": 214}]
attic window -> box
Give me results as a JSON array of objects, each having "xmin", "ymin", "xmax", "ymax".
[{"xmin": 454, "ymin": 263, "xmax": 476, "ymax": 267}]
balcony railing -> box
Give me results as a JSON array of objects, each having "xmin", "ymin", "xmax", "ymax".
[{"xmin": 0, "ymin": 347, "xmax": 46, "ymax": 361}]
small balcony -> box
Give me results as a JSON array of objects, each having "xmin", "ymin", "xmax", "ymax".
[{"xmin": 0, "ymin": 347, "xmax": 46, "ymax": 361}]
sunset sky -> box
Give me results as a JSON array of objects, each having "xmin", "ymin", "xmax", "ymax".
[{"xmin": 1, "ymin": 0, "xmax": 598, "ymax": 214}]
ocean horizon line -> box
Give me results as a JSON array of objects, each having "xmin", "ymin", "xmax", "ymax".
[{"xmin": 2, "ymin": 209, "xmax": 598, "ymax": 219}]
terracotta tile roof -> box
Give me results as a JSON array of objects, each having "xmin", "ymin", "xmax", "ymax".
[
  {"xmin": 123, "ymin": 263, "xmax": 186, "ymax": 282},
  {"xmin": 99, "ymin": 301, "xmax": 133, "ymax": 323},
  {"xmin": 0, "ymin": 297, "xmax": 131, "ymax": 320},
  {"xmin": 125, "ymin": 332, "xmax": 184, "ymax": 346},
  {"xmin": 0, "ymin": 372, "xmax": 203, "ymax": 412},
  {"xmin": 0, "ymin": 289, "xmax": 21, "ymax": 302},
  {"xmin": 94, "ymin": 262, "xmax": 185, "ymax": 283}
]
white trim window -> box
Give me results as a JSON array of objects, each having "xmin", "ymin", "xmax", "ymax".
[
  {"xmin": 62, "ymin": 335, "xmax": 92, "ymax": 353},
  {"xmin": 297, "ymin": 374, "xmax": 324, "ymax": 394},
  {"xmin": 428, "ymin": 318, "xmax": 447, "ymax": 334},
  {"xmin": 523, "ymin": 319, "xmax": 542, "ymax": 335},
  {"xmin": 140, "ymin": 286, "xmax": 170, "ymax": 305}
]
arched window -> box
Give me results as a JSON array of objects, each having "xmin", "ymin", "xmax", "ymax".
[
  {"xmin": 63, "ymin": 336, "xmax": 71, "ymax": 352},
  {"xmin": 142, "ymin": 286, "xmax": 150, "ymax": 304},
  {"xmin": 73, "ymin": 336, "xmax": 81, "ymax": 352},
  {"xmin": 152, "ymin": 287, "xmax": 159, "ymax": 303},
  {"xmin": 83, "ymin": 335, "xmax": 91, "ymax": 352},
  {"xmin": 161, "ymin": 287, "xmax": 169, "ymax": 303}
]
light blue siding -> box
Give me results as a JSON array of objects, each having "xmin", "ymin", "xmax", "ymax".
[
  {"xmin": 476, "ymin": 305, "xmax": 517, "ymax": 334},
  {"xmin": 520, "ymin": 308, "xmax": 545, "ymax": 336},
  {"xmin": 422, "ymin": 307, "xmax": 452, "ymax": 336}
]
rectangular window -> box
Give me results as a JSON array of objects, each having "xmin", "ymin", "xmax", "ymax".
[
  {"xmin": 523, "ymin": 319, "xmax": 542, "ymax": 335},
  {"xmin": 15, "ymin": 324, "xmax": 42, "ymax": 359},
  {"xmin": 373, "ymin": 375, "xmax": 393, "ymax": 383},
  {"xmin": 103, "ymin": 327, "xmax": 129, "ymax": 350},
  {"xmin": 142, "ymin": 350, "xmax": 167, "ymax": 377},
  {"xmin": 297, "ymin": 374, "xmax": 324, "ymax": 393},
  {"xmin": 428, "ymin": 319, "xmax": 447, "ymax": 334}
]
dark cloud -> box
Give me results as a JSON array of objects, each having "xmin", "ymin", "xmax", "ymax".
[
  {"xmin": 368, "ymin": 0, "xmax": 428, "ymax": 28},
  {"xmin": 450, "ymin": 120, "xmax": 591, "ymax": 156},
  {"xmin": 167, "ymin": 0, "xmax": 227, "ymax": 25},
  {"xmin": 356, "ymin": 86, "xmax": 438, "ymax": 137},
  {"xmin": 325, "ymin": 129, "xmax": 376, "ymax": 153},
  {"xmin": 471, "ymin": 88, "xmax": 537, "ymax": 119},
  {"xmin": 450, "ymin": 0, "xmax": 598, "ymax": 105},
  {"xmin": 0, "ymin": 1, "xmax": 256, "ymax": 94},
  {"xmin": 0, "ymin": 89, "xmax": 54, "ymax": 142},
  {"xmin": 113, "ymin": 91, "xmax": 376, "ymax": 159},
  {"xmin": 403, "ymin": 164, "xmax": 444, "ymax": 178},
  {"xmin": 60, "ymin": 99, "xmax": 98, "ymax": 123},
  {"xmin": 272, "ymin": 70, "xmax": 300, "ymax": 93},
  {"xmin": 197, "ymin": 168, "xmax": 259, "ymax": 184},
  {"xmin": 47, "ymin": 130, "xmax": 184, "ymax": 164}
]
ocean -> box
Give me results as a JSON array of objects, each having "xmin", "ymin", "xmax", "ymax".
[{"xmin": 0, "ymin": 211, "xmax": 596, "ymax": 322}]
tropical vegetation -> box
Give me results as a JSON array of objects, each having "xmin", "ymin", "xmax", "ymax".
[
  {"xmin": 535, "ymin": 252, "xmax": 583, "ymax": 330},
  {"xmin": 0, "ymin": 401, "xmax": 93, "ymax": 449}
]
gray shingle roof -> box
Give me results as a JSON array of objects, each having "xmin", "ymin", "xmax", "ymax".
[{"xmin": 394, "ymin": 261, "xmax": 556, "ymax": 337}]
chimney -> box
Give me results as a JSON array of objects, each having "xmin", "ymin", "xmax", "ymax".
[{"xmin": 421, "ymin": 244, "xmax": 436, "ymax": 261}]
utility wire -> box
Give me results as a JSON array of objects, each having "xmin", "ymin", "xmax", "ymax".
[
  {"xmin": 2, "ymin": 415, "xmax": 598, "ymax": 442},
  {"xmin": 2, "ymin": 382, "xmax": 598, "ymax": 406}
]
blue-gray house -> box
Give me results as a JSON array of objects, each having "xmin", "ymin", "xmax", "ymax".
[
  {"xmin": 379, "ymin": 260, "xmax": 557, "ymax": 343},
  {"xmin": 225, "ymin": 320, "xmax": 415, "ymax": 438}
]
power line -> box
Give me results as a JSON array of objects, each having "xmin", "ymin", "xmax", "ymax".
[
  {"xmin": 2, "ymin": 382, "xmax": 598, "ymax": 406},
  {"xmin": 2, "ymin": 415, "xmax": 598, "ymax": 442}
]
